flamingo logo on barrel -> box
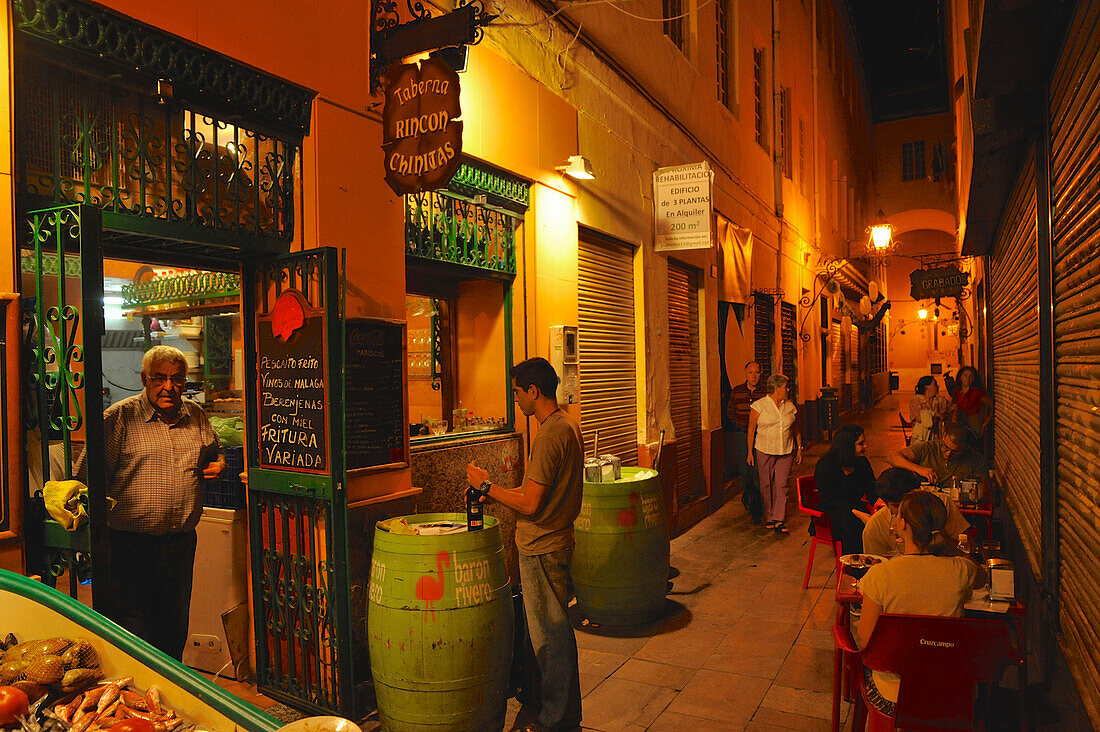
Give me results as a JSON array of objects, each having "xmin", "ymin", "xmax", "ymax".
[{"xmin": 415, "ymin": 550, "xmax": 450, "ymax": 622}]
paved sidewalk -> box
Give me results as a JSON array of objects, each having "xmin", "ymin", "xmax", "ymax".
[
  {"xmin": 232, "ymin": 397, "xmax": 907, "ymax": 731},
  {"xmin": 496, "ymin": 396, "xmax": 908, "ymax": 732}
]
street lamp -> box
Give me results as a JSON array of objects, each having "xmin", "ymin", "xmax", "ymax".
[{"xmin": 866, "ymin": 209, "xmax": 895, "ymax": 256}]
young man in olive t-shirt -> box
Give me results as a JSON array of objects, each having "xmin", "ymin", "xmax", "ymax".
[{"xmin": 467, "ymin": 357, "xmax": 583, "ymax": 731}]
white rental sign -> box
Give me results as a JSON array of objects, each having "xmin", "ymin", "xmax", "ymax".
[{"xmin": 654, "ymin": 161, "xmax": 714, "ymax": 251}]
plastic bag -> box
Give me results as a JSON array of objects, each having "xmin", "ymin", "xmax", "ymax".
[{"xmin": 210, "ymin": 415, "xmax": 245, "ymax": 446}]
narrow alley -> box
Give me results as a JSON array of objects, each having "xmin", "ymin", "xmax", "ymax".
[{"xmin": 547, "ymin": 397, "xmax": 904, "ymax": 731}]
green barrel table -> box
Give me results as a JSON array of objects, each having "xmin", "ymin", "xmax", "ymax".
[
  {"xmin": 367, "ymin": 513, "xmax": 514, "ymax": 731},
  {"xmin": 572, "ymin": 467, "xmax": 670, "ymax": 626}
]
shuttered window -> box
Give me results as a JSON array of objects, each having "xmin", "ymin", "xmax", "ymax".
[
  {"xmin": 578, "ymin": 236, "xmax": 638, "ymax": 465},
  {"xmin": 1049, "ymin": 1, "xmax": 1100, "ymax": 717},
  {"xmin": 668, "ymin": 261, "xmax": 705, "ymax": 505},
  {"xmin": 754, "ymin": 291, "xmax": 775, "ymax": 379},
  {"xmin": 780, "ymin": 301, "xmax": 797, "ymax": 395},
  {"xmin": 989, "ymin": 150, "xmax": 1042, "ymax": 579}
]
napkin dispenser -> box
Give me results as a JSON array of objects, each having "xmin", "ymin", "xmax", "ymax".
[{"xmin": 988, "ymin": 559, "xmax": 1015, "ymax": 602}]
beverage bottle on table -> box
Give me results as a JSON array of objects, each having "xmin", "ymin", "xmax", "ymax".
[{"xmin": 466, "ymin": 485, "xmax": 485, "ymax": 531}]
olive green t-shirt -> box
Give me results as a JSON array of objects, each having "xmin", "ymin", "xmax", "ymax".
[
  {"xmin": 862, "ymin": 491, "xmax": 971, "ymax": 557},
  {"xmin": 515, "ymin": 409, "xmax": 584, "ymax": 556},
  {"xmin": 909, "ymin": 439, "xmax": 989, "ymax": 488}
]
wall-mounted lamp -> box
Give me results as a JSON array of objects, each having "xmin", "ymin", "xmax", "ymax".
[
  {"xmin": 918, "ymin": 308, "xmax": 928, "ymax": 320},
  {"xmin": 556, "ymin": 155, "xmax": 595, "ymax": 180}
]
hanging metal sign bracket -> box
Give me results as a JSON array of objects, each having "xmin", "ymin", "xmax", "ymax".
[{"xmin": 371, "ymin": 0, "xmax": 497, "ymax": 92}]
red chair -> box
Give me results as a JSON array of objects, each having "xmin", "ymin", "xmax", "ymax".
[
  {"xmin": 834, "ymin": 613, "xmax": 1025, "ymax": 731},
  {"xmin": 898, "ymin": 412, "xmax": 913, "ymax": 446},
  {"xmin": 796, "ymin": 475, "xmax": 842, "ymax": 589}
]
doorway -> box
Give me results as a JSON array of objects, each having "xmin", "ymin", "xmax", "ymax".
[{"xmin": 20, "ymin": 205, "xmax": 250, "ymax": 680}]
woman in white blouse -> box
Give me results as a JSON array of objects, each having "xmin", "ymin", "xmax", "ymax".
[{"xmin": 746, "ymin": 373, "xmax": 802, "ymax": 534}]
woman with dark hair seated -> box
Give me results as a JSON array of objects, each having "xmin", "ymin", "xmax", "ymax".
[
  {"xmin": 908, "ymin": 375, "xmax": 955, "ymax": 443},
  {"xmin": 813, "ymin": 423, "xmax": 876, "ymax": 554},
  {"xmin": 856, "ymin": 490, "xmax": 987, "ymax": 711}
]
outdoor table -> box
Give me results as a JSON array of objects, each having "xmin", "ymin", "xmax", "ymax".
[
  {"xmin": 957, "ymin": 495, "xmax": 995, "ymax": 540},
  {"xmin": 831, "ymin": 565, "xmax": 1028, "ymax": 732}
]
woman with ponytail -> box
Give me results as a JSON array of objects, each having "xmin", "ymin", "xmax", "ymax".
[{"xmin": 856, "ymin": 490, "xmax": 988, "ymax": 707}]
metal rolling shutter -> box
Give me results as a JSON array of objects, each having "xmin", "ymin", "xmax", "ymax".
[
  {"xmin": 989, "ymin": 150, "xmax": 1042, "ymax": 579},
  {"xmin": 1050, "ymin": 1, "xmax": 1100, "ymax": 717},
  {"xmin": 754, "ymin": 291, "xmax": 774, "ymax": 378},
  {"xmin": 578, "ymin": 236, "xmax": 638, "ymax": 465},
  {"xmin": 780, "ymin": 301, "xmax": 797, "ymax": 396},
  {"xmin": 668, "ymin": 261, "xmax": 705, "ymax": 504}
]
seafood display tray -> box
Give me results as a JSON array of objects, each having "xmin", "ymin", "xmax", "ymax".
[{"xmin": 0, "ymin": 569, "xmax": 279, "ymax": 732}]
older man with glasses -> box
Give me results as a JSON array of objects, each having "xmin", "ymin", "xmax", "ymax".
[{"xmin": 77, "ymin": 344, "xmax": 224, "ymax": 659}]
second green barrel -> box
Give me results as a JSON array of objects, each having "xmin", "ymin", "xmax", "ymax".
[
  {"xmin": 572, "ymin": 467, "xmax": 670, "ymax": 626},
  {"xmin": 367, "ymin": 513, "xmax": 514, "ymax": 732}
]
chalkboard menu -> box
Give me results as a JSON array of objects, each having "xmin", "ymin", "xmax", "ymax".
[
  {"xmin": 256, "ymin": 290, "xmax": 329, "ymax": 474},
  {"xmin": 345, "ymin": 318, "xmax": 406, "ymax": 471}
]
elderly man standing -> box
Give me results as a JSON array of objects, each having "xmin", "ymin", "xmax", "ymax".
[
  {"xmin": 728, "ymin": 361, "xmax": 766, "ymax": 523},
  {"xmin": 79, "ymin": 345, "xmax": 224, "ymax": 659}
]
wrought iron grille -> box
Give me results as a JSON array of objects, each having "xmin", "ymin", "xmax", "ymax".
[
  {"xmin": 255, "ymin": 492, "xmax": 340, "ymax": 711},
  {"xmin": 405, "ymin": 191, "xmax": 518, "ymax": 276},
  {"xmin": 13, "ymin": 0, "xmax": 314, "ymax": 137},
  {"xmin": 16, "ymin": 56, "xmax": 300, "ymax": 245},
  {"xmin": 870, "ymin": 322, "xmax": 887, "ymax": 374},
  {"xmin": 21, "ymin": 205, "xmax": 105, "ymax": 598},
  {"xmin": 121, "ymin": 271, "xmax": 241, "ymax": 309}
]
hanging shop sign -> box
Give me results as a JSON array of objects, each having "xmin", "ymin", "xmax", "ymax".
[
  {"xmin": 256, "ymin": 289, "xmax": 329, "ymax": 474},
  {"xmin": 381, "ymin": 58, "xmax": 463, "ymax": 195},
  {"xmin": 653, "ymin": 162, "xmax": 714, "ymax": 251},
  {"xmin": 910, "ymin": 266, "xmax": 970, "ymax": 300}
]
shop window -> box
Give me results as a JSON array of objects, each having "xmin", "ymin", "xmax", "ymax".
[
  {"xmin": 405, "ymin": 279, "xmax": 511, "ymax": 440},
  {"xmin": 404, "ymin": 179, "xmax": 523, "ymax": 441}
]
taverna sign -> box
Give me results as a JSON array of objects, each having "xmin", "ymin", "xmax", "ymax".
[{"xmin": 381, "ymin": 58, "xmax": 463, "ymax": 195}]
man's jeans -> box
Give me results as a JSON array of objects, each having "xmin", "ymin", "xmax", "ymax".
[
  {"xmin": 518, "ymin": 550, "xmax": 582, "ymax": 729},
  {"xmin": 733, "ymin": 430, "xmax": 762, "ymax": 521}
]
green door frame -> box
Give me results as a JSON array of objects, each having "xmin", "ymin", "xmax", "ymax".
[
  {"xmin": 242, "ymin": 247, "xmax": 355, "ymax": 716},
  {"xmin": 21, "ymin": 204, "xmax": 108, "ymax": 603}
]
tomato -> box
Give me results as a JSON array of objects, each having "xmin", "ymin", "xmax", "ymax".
[
  {"xmin": 108, "ymin": 719, "xmax": 157, "ymax": 732},
  {"xmin": 0, "ymin": 685, "xmax": 30, "ymax": 726}
]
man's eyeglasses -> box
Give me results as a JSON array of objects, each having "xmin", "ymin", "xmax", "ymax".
[{"xmin": 148, "ymin": 373, "xmax": 187, "ymax": 386}]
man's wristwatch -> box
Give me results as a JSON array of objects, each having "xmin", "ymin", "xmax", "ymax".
[{"xmin": 479, "ymin": 479, "xmax": 492, "ymax": 496}]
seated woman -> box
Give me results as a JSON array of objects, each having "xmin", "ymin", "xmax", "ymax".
[
  {"xmin": 856, "ymin": 490, "xmax": 988, "ymax": 711},
  {"xmin": 952, "ymin": 366, "xmax": 995, "ymax": 438},
  {"xmin": 908, "ymin": 375, "xmax": 955, "ymax": 443},
  {"xmin": 814, "ymin": 424, "xmax": 875, "ymax": 554}
]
